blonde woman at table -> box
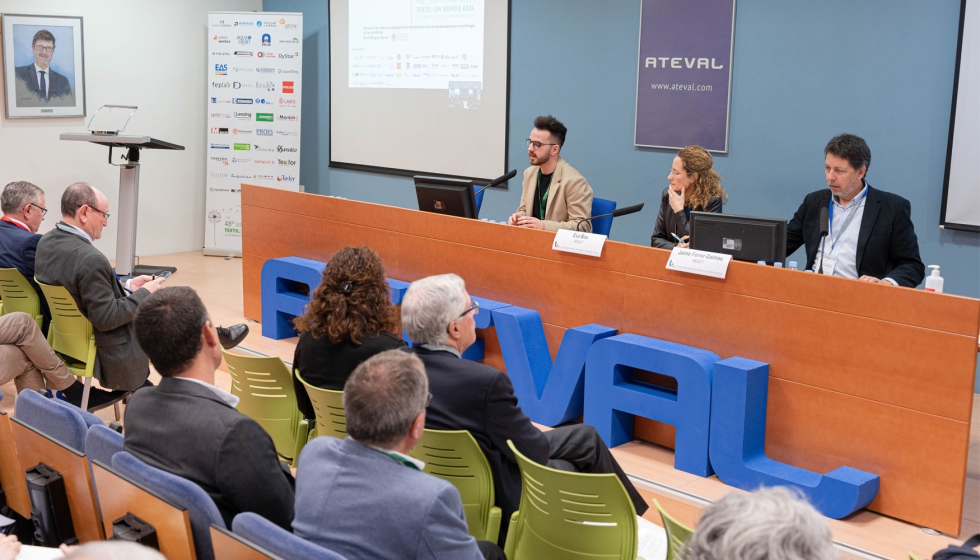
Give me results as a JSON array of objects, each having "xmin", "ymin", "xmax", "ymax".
[{"xmin": 650, "ymin": 145, "xmax": 728, "ymax": 249}]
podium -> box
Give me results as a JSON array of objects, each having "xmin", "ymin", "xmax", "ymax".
[{"xmin": 60, "ymin": 133, "xmax": 184, "ymax": 276}]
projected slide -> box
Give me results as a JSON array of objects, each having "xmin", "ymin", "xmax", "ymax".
[{"xmin": 349, "ymin": 0, "xmax": 484, "ymax": 91}]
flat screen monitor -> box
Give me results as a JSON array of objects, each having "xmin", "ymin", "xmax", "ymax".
[
  {"xmin": 415, "ymin": 176, "xmax": 478, "ymax": 219},
  {"xmin": 690, "ymin": 212, "xmax": 787, "ymax": 265}
]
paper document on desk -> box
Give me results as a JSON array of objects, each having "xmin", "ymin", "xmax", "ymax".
[
  {"xmin": 16, "ymin": 545, "xmax": 65, "ymax": 560},
  {"xmin": 637, "ymin": 515, "xmax": 668, "ymax": 560}
]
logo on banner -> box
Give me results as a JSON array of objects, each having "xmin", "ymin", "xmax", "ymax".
[
  {"xmin": 232, "ymin": 157, "xmax": 252, "ymax": 164},
  {"xmin": 277, "ymin": 145, "xmax": 297, "ymax": 153},
  {"xmin": 215, "ymin": 64, "xmax": 228, "ymax": 75},
  {"xmin": 278, "ymin": 98, "xmax": 297, "ymax": 106},
  {"xmin": 237, "ymin": 35, "xmax": 252, "ymax": 45},
  {"xmin": 234, "ymin": 111, "xmax": 252, "ymax": 119},
  {"xmin": 212, "ymin": 19, "xmax": 232, "ymax": 27},
  {"xmin": 235, "ymin": 21, "xmax": 254, "ymax": 27},
  {"xmin": 213, "ymin": 35, "xmax": 231, "ymax": 43},
  {"xmin": 277, "ymin": 175, "xmax": 296, "ymax": 182},
  {"xmin": 210, "ymin": 172, "xmax": 228, "ymax": 179},
  {"xmin": 212, "ymin": 81, "xmax": 231, "ymax": 88},
  {"xmin": 276, "ymin": 130, "xmax": 298, "ymax": 137},
  {"xmin": 254, "ymin": 159, "xmax": 274, "ymax": 165},
  {"xmin": 211, "ymin": 143, "xmax": 230, "ymax": 149},
  {"xmin": 279, "ymin": 52, "xmax": 299, "ymax": 59},
  {"xmin": 233, "ymin": 129, "xmax": 253, "ymax": 135},
  {"xmin": 210, "ymin": 112, "xmax": 231, "ymax": 118},
  {"xmin": 210, "ymin": 127, "xmax": 229, "ymax": 134},
  {"xmin": 256, "ymin": 68, "xmax": 276, "ymax": 74},
  {"xmin": 278, "ymin": 114, "xmax": 297, "ymax": 121},
  {"xmin": 257, "ymin": 174, "xmax": 276, "ymax": 180},
  {"xmin": 211, "ymin": 51, "xmax": 231, "ymax": 56},
  {"xmin": 235, "ymin": 51, "xmax": 252, "ymax": 57},
  {"xmin": 209, "ymin": 156, "xmax": 229, "ymax": 163},
  {"xmin": 233, "ymin": 66, "xmax": 254, "ymax": 73},
  {"xmin": 255, "ymin": 81, "xmax": 276, "ymax": 91},
  {"xmin": 257, "ymin": 52, "xmax": 276, "ymax": 58},
  {"xmin": 256, "ymin": 113, "xmax": 274, "ymax": 122},
  {"xmin": 231, "ymin": 173, "xmax": 253, "ymax": 179},
  {"xmin": 259, "ymin": 20, "xmax": 277, "ymax": 28},
  {"xmin": 254, "ymin": 98, "xmax": 276, "ymax": 106},
  {"xmin": 278, "ymin": 69, "xmax": 300, "ymax": 74},
  {"xmin": 253, "ymin": 144, "xmax": 274, "ymax": 152},
  {"xmin": 234, "ymin": 143, "xmax": 251, "ymax": 151},
  {"xmin": 282, "ymin": 81, "xmax": 294, "ymax": 94},
  {"xmin": 233, "ymin": 98, "xmax": 253, "ymax": 104},
  {"xmin": 277, "ymin": 159, "xmax": 297, "ymax": 166},
  {"xmin": 279, "ymin": 38, "xmax": 300, "ymax": 44},
  {"xmin": 262, "ymin": 34, "xmax": 271, "ymax": 45},
  {"xmin": 256, "ymin": 128, "xmax": 273, "ymax": 136}
]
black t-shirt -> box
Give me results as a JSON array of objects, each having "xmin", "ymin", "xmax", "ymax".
[
  {"xmin": 292, "ymin": 330, "xmax": 407, "ymax": 419},
  {"xmin": 530, "ymin": 171, "xmax": 554, "ymax": 220}
]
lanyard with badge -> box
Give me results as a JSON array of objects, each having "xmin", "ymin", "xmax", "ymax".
[
  {"xmin": 536, "ymin": 169, "xmax": 550, "ymax": 220},
  {"xmin": 820, "ymin": 186, "xmax": 867, "ymax": 276}
]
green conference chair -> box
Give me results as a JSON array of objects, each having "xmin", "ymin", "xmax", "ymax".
[
  {"xmin": 503, "ymin": 439, "xmax": 640, "ymax": 560},
  {"xmin": 654, "ymin": 499, "xmax": 694, "ymax": 560},
  {"xmin": 36, "ymin": 281, "xmax": 121, "ymax": 420},
  {"xmin": 408, "ymin": 429, "xmax": 502, "ymax": 542},
  {"xmin": 223, "ymin": 349, "xmax": 308, "ymax": 467},
  {"xmin": 295, "ymin": 371, "xmax": 347, "ymax": 440},
  {"xmin": 0, "ymin": 268, "xmax": 43, "ymax": 328}
]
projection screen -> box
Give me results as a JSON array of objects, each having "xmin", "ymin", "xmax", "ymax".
[
  {"xmin": 941, "ymin": 0, "xmax": 980, "ymax": 231},
  {"xmin": 329, "ymin": 0, "xmax": 510, "ymax": 181}
]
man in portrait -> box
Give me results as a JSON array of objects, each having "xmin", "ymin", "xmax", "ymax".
[{"xmin": 14, "ymin": 29, "xmax": 74, "ymax": 107}]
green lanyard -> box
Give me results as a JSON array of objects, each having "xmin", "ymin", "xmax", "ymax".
[{"xmin": 536, "ymin": 170, "xmax": 550, "ymax": 219}]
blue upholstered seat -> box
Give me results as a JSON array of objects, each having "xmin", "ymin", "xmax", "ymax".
[
  {"xmin": 85, "ymin": 424, "xmax": 123, "ymax": 467},
  {"xmin": 112, "ymin": 451, "xmax": 225, "ymax": 560},
  {"xmin": 233, "ymin": 512, "xmax": 349, "ymax": 560},
  {"xmin": 14, "ymin": 389, "xmax": 100, "ymax": 452}
]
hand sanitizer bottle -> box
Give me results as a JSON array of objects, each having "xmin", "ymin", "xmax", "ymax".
[{"xmin": 924, "ymin": 265, "xmax": 944, "ymax": 293}]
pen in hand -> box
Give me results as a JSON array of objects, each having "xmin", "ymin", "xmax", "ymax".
[{"xmin": 671, "ymin": 233, "xmax": 685, "ymax": 244}]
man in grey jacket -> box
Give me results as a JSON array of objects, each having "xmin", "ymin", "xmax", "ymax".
[
  {"xmin": 293, "ymin": 350, "xmax": 504, "ymax": 560},
  {"xmin": 35, "ymin": 183, "xmax": 165, "ymax": 391}
]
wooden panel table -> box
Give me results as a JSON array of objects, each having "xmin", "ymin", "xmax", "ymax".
[
  {"xmin": 0, "ymin": 410, "xmax": 31, "ymax": 518},
  {"xmin": 241, "ymin": 184, "xmax": 979, "ymax": 535}
]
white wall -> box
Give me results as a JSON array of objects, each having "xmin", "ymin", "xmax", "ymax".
[{"xmin": 0, "ymin": 0, "xmax": 262, "ymax": 260}]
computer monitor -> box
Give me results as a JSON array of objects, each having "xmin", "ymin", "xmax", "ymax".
[
  {"xmin": 690, "ymin": 212, "xmax": 787, "ymax": 265},
  {"xmin": 414, "ymin": 176, "xmax": 478, "ymax": 219}
]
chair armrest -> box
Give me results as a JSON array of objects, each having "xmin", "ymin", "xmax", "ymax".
[
  {"xmin": 504, "ymin": 510, "xmax": 520, "ymax": 559},
  {"xmin": 485, "ymin": 506, "xmax": 501, "ymax": 543}
]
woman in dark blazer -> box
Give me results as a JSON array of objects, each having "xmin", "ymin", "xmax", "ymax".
[
  {"xmin": 650, "ymin": 145, "xmax": 728, "ymax": 249},
  {"xmin": 291, "ymin": 246, "xmax": 405, "ymax": 420}
]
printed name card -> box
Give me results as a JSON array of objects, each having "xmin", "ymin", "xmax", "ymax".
[
  {"xmin": 552, "ymin": 229, "xmax": 607, "ymax": 258},
  {"xmin": 666, "ymin": 247, "xmax": 732, "ymax": 279}
]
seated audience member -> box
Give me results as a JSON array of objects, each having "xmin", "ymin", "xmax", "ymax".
[
  {"xmin": 0, "ymin": 311, "xmax": 119, "ymax": 408},
  {"xmin": 292, "ymin": 246, "xmax": 405, "ymax": 420},
  {"xmin": 293, "ymin": 350, "xmax": 505, "ymax": 560},
  {"xmin": 682, "ymin": 486, "xmax": 836, "ymax": 560},
  {"xmin": 0, "ymin": 180, "xmax": 52, "ymax": 331},
  {"xmin": 35, "ymin": 183, "xmax": 248, "ymax": 392},
  {"xmin": 651, "ymin": 146, "xmax": 727, "ymax": 249},
  {"xmin": 786, "ymin": 133, "xmax": 924, "ymax": 286},
  {"xmin": 509, "ymin": 115, "xmax": 594, "ymax": 232},
  {"xmin": 124, "ymin": 286, "xmax": 294, "ymax": 529},
  {"xmin": 401, "ymin": 274, "xmax": 649, "ymax": 541}
]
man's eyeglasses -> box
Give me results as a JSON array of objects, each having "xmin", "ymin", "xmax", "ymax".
[
  {"xmin": 455, "ymin": 299, "xmax": 479, "ymax": 320},
  {"xmin": 28, "ymin": 203, "xmax": 47, "ymax": 217},
  {"xmin": 33, "ymin": 45, "xmax": 54, "ymax": 53},
  {"xmin": 87, "ymin": 206, "xmax": 110, "ymax": 221},
  {"xmin": 526, "ymin": 139, "xmax": 558, "ymax": 150}
]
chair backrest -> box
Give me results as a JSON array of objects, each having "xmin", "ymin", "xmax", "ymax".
[
  {"xmin": 591, "ymin": 197, "xmax": 617, "ymax": 237},
  {"xmin": 654, "ymin": 499, "xmax": 694, "ymax": 560},
  {"xmin": 14, "ymin": 389, "xmax": 91, "ymax": 452},
  {"xmin": 408, "ymin": 429, "xmax": 501, "ymax": 542},
  {"xmin": 472, "ymin": 184, "xmax": 485, "ymax": 216},
  {"xmin": 36, "ymin": 281, "xmax": 94, "ymax": 365},
  {"xmin": 296, "ymin": 372, "xmax": 347, "ymax": 439},
  {"xmin": 0, "ymin": 268, "xmax": 42, "ymax": 326},
  {"xmin": 85, "ymin": 425, "xmax": 124, "ymax": 467},
  {"xmin": 223, "ymin": 350, "xmax": 303, "ymax": 462},
  {"xmin": 232, "ymin": 512, "xmax": 348, "ymax": 560},
  {"xmin": 504, "ymin": 440, "xmax": 638, "ymax": 560},
  {"xmin": 112, "ymin": 451, "xmax": 225, "ymax": 560}
]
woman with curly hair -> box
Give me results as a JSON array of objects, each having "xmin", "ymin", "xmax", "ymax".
[
  {"xmin": 291, "ymin": 246, "xmax": 406, "ymax": 420},
  {"xmin": 650, "ymin": 145, "xmax": 728, "ymax": 249}
]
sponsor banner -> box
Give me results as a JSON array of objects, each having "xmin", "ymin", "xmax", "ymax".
[
  {"xmin": 634, "ymin": 0, "xmax": 736, "ymax": 152},
  {"xmin": 207, "ymin": 11, "xmax": 302, "ymax": 252}
]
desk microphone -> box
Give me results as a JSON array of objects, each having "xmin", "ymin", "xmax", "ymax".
[
  {"xmin": 575, "ymin": 203, "xmax": 645, "ymax": 232},
  {"xmin": 474, "ymin": 169, "xmax": 517, "ymax": 197},
  {"xmin": 817, "ymin": 206, "xmax": 829, "ymax": 274}
]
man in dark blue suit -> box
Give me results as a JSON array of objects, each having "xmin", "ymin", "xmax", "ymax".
[
  {"xmin": 0, "ymin": 181, "xmax": 51, "ymax": 331},
  {"xmin": 13, "ymin": 29, "xmax": 73, "ymax": 105}
]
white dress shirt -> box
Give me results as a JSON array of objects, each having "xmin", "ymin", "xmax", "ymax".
[{"xmin": 814, "ymin": 182, "xmax": 897, "ymax": 285}]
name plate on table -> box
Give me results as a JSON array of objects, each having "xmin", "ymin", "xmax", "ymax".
[
  {"xmin": 666, "ymin": 247, "xmax": 732, "ymax": 279},
  {"xmin": 552, "ymin": 229, "xmax": 607, "ymax": 257}
]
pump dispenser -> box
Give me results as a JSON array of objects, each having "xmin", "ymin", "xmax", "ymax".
[{"xmin": 924, "ymin": 265, "xmax": 944, "ymax": 293}]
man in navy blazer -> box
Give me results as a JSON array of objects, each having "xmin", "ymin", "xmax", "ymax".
[
  {"xmin": 787, "ymin": 134, "xmax": 924, "ymax": 287},
  {"xmin": 293, "ymin": 350, "xmax": 504, "ymax": 560},
  {"xmin": 0, "ymin": 181, "xmax": 51, "ymax": 331},
  {"xmin": 14, "ymin": 30, "xmax": 73, "ymax": 104},
  {"xmin": 402, "ymin": 274, "xmax": 649, "ymax": 545}
]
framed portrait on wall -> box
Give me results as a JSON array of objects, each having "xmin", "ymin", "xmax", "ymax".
[{"xmin": 2, "ymin": 13, "xmax": 85, "ymax": 118}]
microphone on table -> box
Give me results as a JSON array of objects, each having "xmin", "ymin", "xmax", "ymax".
[
  {"xmin": 474, "ymin": 169, "xmax": 517, "ymax": 197},
  {"xmin": 575, "ymin": 203, "xmax": 645, "ymax": 232},
  {"xmin": 816, "ymin": 206, "xmax": 829, "ymax": 274}
]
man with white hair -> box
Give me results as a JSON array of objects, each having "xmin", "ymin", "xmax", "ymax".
[
  {"xmin": 293, "ymin": 350, "xmax": 505, "ymax": 560},
  {"xmin": 401, "ymin": 274, "xmax": 649, "ymax": 544},
  {"xmin": 683, "ymin": 486, "xmax": 838, "ymax": 560}
]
